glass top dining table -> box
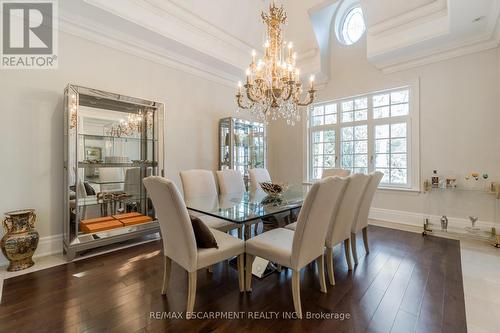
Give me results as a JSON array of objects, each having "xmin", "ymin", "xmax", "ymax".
[{"xmin": 185, "ymin": 184, "xmax": 312, "ymax": 223}]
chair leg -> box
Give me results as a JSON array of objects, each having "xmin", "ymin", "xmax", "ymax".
[
  {"xmin": 326, "ymin": 247, "xmax": 335, "ymax": 286},
  {"xmin": 255, "ymin": 221, "xmax": 263, "ymax": 235},
  {"xmin": 317, "ymin": 255, "xmax": 327, "ymax": 293},
  {"xmin": 363, "ymin": 227, "xmax": 369, "ymax": 254},
  {"xmin": 161, "ymin": 256, "xmax": 172, "ymax": 295},
  {"xmin": 245, "ymin": 253, "xmax": 255, "ymax": 292},
  {"xmin": 237, "ymin": 227, "xmax": 243, "ymax": 239},
  {"xmin": 292, "ymin": 269, "xmax": 302, "ymax": 319},
  {"xmin": 237, "ymin": 254, "xmax": 245, "ymax": 292},
  {"xmin": 344, "ymin": 239, "xmax": 353, "ymax": 271},
  {"xmin": 351, "ymin": 232, "xmax": 359, "ymax": 265},
  {"xmin": 187, "ymin": 271, "xmax": 197, "ymax": 315},
  {"xmin": 244, "ymin": 225, "xmax": 251, "ymax": 240}
]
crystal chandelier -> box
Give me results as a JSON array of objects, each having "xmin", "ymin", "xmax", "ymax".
[
  {"xmin": 106, "ymin": 109, "xmax": 153, "ymax": 138},
  {"xmin": 236, "ymin": 2, "xmax": 316, "ymax": 126}
]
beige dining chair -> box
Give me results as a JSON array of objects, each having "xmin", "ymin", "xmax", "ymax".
[
  {"xmin": 180, "ymin": 169, "xmax": 243, "ymax": 238},
  {"xmin": 322, "ymin": 168, "xmax": 351, "ymax": 178},
  {"xmin": 324, "ymin": 174, "xmax": 370, "ymax": 284},
  {"xmin": 350, "ymin": 171, "xmax": 383, "ymax": 265},
  {"xmin": 144, "ymin": 176, "xmax": 245, "ymax": 313},
  {"xmin": 248, "ymin": 168, "xmax": 271, "ymax": 192},
  {"xmin": 285, "ymin": 173, "xmax": 370, "ymax": 285},
  {"xmin": 249, "ymin": 167, "xmax": 291, "ymax": 229},
  {"xmin": 245, "ymin": 176, "xmax": 349, "ymax": 318},
  {"xmin": 216, "ymin": 169, "xmax": 261, "ymax": 239},
  {"xmin": 216, "ymin": 169, "xmax": 246, "ymax": 194}
]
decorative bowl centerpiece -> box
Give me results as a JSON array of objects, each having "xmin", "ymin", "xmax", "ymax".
[{"xmin": 259, "ymin": 182, "xmax": 287, "ymax": 196}]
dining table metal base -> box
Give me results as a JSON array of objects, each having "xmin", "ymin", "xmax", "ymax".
[{"xmin": 228, "ymin": 256, "xmax": 279, "ymax": 279}]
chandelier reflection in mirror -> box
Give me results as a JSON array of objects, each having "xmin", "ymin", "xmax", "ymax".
[
  {"xmin": 236, "ymin": 2, "xmax": 316, "ymax": 126},
  {"xmin": 105, "ymin": 109, "xmax": 153, "ymax": 138}
]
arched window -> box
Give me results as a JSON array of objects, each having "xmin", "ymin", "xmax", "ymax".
[{"xmin": 338, "ymin": 6, "xmax": 365, "ymax": 45}]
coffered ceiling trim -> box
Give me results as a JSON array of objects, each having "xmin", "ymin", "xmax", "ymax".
[
  {"xmin": 59, "ymin": 10, "xmax": 241, "ymax": 87},
  {"xmin": 83, "ymin": 0, "xmax": 255, "ymax": 70},
  {"xmin": 363, "ymin": 0, "xmax": 500, "ymax": 73}
]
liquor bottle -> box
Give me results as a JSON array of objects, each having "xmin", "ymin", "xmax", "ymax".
[{"xmin": 431, "ymin": 170, "xmax": 439, "ymax": 188}]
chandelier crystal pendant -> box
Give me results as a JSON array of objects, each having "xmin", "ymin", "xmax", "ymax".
[{"xmin": 236, "ymin": 2, "xmax": 316, "ymax": 126}]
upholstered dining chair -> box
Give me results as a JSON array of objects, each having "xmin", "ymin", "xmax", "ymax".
[
  {"xmin": 216, "ymin": 169, "xmax": 261, "ymax": 239},
  {"xmin": 249, "ymin": 167, "xmax": 291, "ymax": 229},
  {"xmin": 350, "ymin": 171, "xmax": 383, "ymax": 265},
  {"xmin": 216, "ymin": 169, "xmax": 246, "ymax": 194},
  {"xmin": 248, "ymin": 168, "xmax": 271, "ymax": 192},
  {"xmin": 324, "ymin": 174, "xmax": 370, "ymax": 284},
  {"xmin": 144, "ymin": 176, "xmax": 245, "ymax": 313},
  {"xmin": 322, "ymin": 168, "xmax": 351, "ymax": 178},
  {"xmin": 285, "ymin": 173, "xmax": 370, "ymax": 286},
  {"xmin": 180, "ymin": 169, "xmax": 243, "ymax": 238},
  {"xmin": 245, "ymin": 176, "xmax": 349, "ymax": 318}
]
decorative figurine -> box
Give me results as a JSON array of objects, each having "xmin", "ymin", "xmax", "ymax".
[
  {"xmin": 469, "ymin": 216, "xmax": 478, "ymax": 228},
  {"xmin": 440, "ymin": 216, "xmax": 448, "ymax": 231}
]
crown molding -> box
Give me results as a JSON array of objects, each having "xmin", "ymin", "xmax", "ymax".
[
  {"xmin": 83, "ymin": 0, "xmax": 254, "ymax": 70},
  {"xmin": 369, "ymin": 0, "xmax": 447, "ymax": 36},
  {"xmin": 379, "ymin": 35, "xmax": 500, "ymax": 74},
  {"xmin": 58, "ymin": 10, "xmax": 240, "ymax": 88}
]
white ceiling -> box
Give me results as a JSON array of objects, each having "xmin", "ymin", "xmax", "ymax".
[{"xmin": 59, "ymin": 0, "xmax": 500, "ymax": 85}]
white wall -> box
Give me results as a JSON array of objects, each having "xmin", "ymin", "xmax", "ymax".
[
  {"xmin": 269, "ymin": 33, "xmax": 500, "ymax": 222},
  {"xmin": 0, "ymin": 31, "xmax": 236, "ymax": 248}
]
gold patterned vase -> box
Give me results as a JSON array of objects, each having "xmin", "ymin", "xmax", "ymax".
[{"xmin": 1, "ymin": 209, "xmax": 39, "ymax": 271}]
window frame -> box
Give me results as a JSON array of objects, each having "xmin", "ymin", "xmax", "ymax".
[{"xmin": 305, "ymin": 84, "xmax": 420, "ymax": 191}]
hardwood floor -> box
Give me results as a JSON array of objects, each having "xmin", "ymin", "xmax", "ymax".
[{"xmin": 0, "ymin": 226, "xmax": 466, "ymax": 333}]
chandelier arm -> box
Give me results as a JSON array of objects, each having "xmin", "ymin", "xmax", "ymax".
[
  {"xmin": 297, "ymin": 90, "xmax": 317, "ymax": 107},
  {"xmin": 245, "ymin": 85, "xmax": 261, "ymax": 103},
  {"xmin": 236, "ymin": 94, "xmax": 254, "ymax": 109},
  {"xmin": 283, "ymin": 83, "xmax": 293, "ymax": 101}
]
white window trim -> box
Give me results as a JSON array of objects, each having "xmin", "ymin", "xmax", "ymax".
[{"xmin": 303, "ymin": 81, "xmax": 420, "ymax": 191}]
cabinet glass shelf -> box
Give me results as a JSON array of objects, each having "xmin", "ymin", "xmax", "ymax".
[
  {"xmin": 425, "ymin": 186, "xmax": 499, "ymax": 197},
  {"xmin": 77, "ymin": 195, "xmax": 144, "ymax": 207},
  {"xmin": 78, "ymin": 162, "xmax": 158, "ymax": 168},
  {"xmin": 79, "ymin": 133, "xmax": 157, "ymax": 142}
]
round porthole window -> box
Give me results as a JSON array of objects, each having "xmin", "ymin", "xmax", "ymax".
[{"xmin": 338, "ymin": 6, "xmax": 366, "ymax": 45}]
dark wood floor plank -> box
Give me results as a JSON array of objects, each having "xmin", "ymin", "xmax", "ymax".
[
  {"xmin": 368, "ymin": 255, "xmax": 415, "ymax": 332},
  {"xmin": 390, "ymin": 310, "xmax": 417, "ymax": 333},
  {"xmin": 0, "ymin": 226, "xmax": 467, "ymax": 333}
]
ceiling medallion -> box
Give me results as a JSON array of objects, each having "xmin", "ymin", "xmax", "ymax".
[{"xmin": 236, "ymin": 2, "xmax": 316, "ymax": 126}]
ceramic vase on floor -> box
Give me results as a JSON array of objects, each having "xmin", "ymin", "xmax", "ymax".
[{"xmin": 1, "ymin": 209, "xmax": 39, "ymax": 271}]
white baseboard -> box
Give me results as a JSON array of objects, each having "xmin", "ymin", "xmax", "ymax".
[{"xmin": 0, "ymin": 234, "xmax": 63, "ymax": 267}]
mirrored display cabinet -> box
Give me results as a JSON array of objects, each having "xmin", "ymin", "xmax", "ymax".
[
  {"xmin": 219, "ymin": 117, "xmax": 266, "ymax": 187},
  {"xmin": 64, "ymin": 84, "xmax": 165, "ymax": 260}
]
